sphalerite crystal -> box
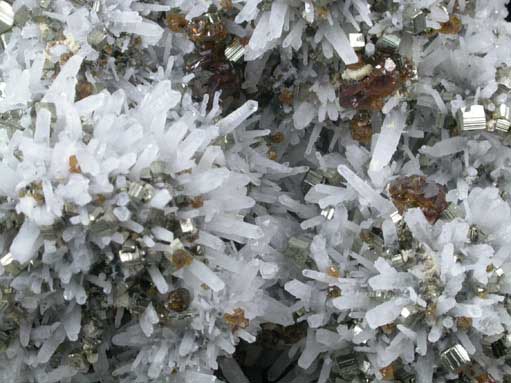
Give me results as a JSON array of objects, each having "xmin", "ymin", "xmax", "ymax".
[
  {"xmin": 166, "ymin": 288, "xmax": 191, "ymax": 312},
  {"xmin": 389, "ymin": 175, "xmax": 448, "ymax": 223}
]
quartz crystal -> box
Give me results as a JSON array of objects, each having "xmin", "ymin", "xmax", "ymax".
[{"xmin": 0, "ymin": 0, "xmax": 510, "ymax": 382}]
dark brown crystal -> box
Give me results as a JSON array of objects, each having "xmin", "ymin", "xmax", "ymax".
[
  {"xmin": 327, "ymin": 286, "xmax": 342, "ymax": 298},
  {"xmin": 187, "ymin": 13, "xmax": 227, "ymax": 46},
  {"xmin": 388, "ymin": 175, "xmax": 448, "ymax": 223},
  {"xmin": 380, "ymin": 364, "xmax": 395, "ymax": 380},
  {"xmin": 339, "ymin": 56, "xmax": 414, "ymax": 112},
  {"xmin": 339, "ymin": 70, "xmax": 399, "ymax": 111},
  {"xmin": 76, "ymin": 80, "xmax": 94, "ymax": 101},
  {"xmin": 166, "ymin": 287, "xmax": 191, "ymax": 312},
  {"xmin": 351, "ymin": 112, "xmax": 372, "ymax": 144}
]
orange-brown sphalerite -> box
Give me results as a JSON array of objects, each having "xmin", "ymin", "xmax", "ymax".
[
  {"xmin": 389, "ymin": 175, "xmax": 448, "ymax": 223},
  {"xmin": 224, "ymin": 308, "xmax": 249, "ymax": 331}
]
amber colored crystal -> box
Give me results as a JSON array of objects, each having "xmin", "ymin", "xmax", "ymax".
[
  {"xmin": 380, "ymin": 364, "xmax": 395, "ymax": 380},
  {"xmin": 224, "ymin": 308, "xmax": 249, "ymax": 331},
  {"xmin": 316, "ymin": 6, "xmax": 328, "ymax": 19},
  {"xmin": 279, "ymin": 89, "xmax": 294, "ymax": 106},
  {"xmin": 339, "ymin": 70, "xmax": 399, "ymax": 111},
  {"xmin": 270, "ymin": 132, "xmax": 285, "ymax": 144},
  {"xmin": 166, "ymin": 12, "xmax": 188, "ymax": 32},
  {"xmin": 219, "ymin": 0, "xmax": 233, "ymax": 10},
  {"xmin": 20, "ymin": 182, "xmax": 45, "ymax": 203},
  {"xmin": 475, "ymin": 373, "xmax": 497, "ymax": 383},
  {"xmin": 456, "ymin": 316, "xmax": 473, "ymax": 330},
  {"xmin": 96, "ymin": 194, "xmax": 106, "ymax": 205},
  {"xmin": 267, "ymin": 148, "xmax": 278, "ymax": 161},
  {"xmin": 190, "ymin": 196, "xmax": 204, "ymax": 209},
  {"xmin": 59, "ymin": 52, "xmax": 73, "ymax": 66},
  {"xmin": 166, "ymin": 288, "xmax": 191, "ymax": 312},
  {"xmin": 388, "ymin": 175, "xmax": 448, "ymax": 223},
  {"xmin": 69, "ymin": 155, "xmax": 81, "ymax": 173},
  {"xmin": 381, "ymin": 323, "xmax": 396, "ymax": 335},
  {"xmin": 438, "ymin": 15, "xmax": 462, "ymax": 35},
  {"xmin": 171, "ymin": 249, "xmax": 193, "ymax": 270},
  {"xmin": 76, "ymin": 80, "xmax": 94, "ymax": 101},
  {"xmin": 351, "ymin": 113, "xmax": 372, "ymax": 145},
  {"xmin": 326, "ymin": 266, "xmax": 340, "ymax": 278}
]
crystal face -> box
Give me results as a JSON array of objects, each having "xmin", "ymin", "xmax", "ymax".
[
  {"xmin": 351, "ymin": 112, "xmax": 372, "ymax": 144},
  {"xmin": 1, "ymin": 0, "xmax": 511, "ymax": 381},
  {"xmin": 224, "ymin": 308, "xmax": 249, "ymax": 331},
  {"xmin": 166, "ymin": 288, "xmax": 191, "ymax": 312},
  {"xmin": 340, "ymin": 71, "xmax": 399, "ymax": 110},
  {"xmin": 187, "ymin": 13, "xmax": 228, "ymax": 46},
  {"xmin": 389, "ymin": 175, "xmax": 448, "ymax": 223}
]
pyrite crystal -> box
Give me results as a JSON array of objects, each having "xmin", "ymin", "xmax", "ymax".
[{"xmin": 389, "ymin": 175, "xmax": 448, "ymax": 223}]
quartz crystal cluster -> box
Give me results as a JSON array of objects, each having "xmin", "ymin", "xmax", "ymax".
[{"xmin": 1, "ymin": 0, "xmax": 511, "ymax": 383}]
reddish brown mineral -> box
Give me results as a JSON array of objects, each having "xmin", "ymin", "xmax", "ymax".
[
  {"xmin": 351, "ymin": 113, "xmax": 372, "ymax": 144},
  {"xmin": 380, "ymin": 364, "xmax": 395, "ymax": 380},
  {"xmin": 389, "ymin": 175, "xmax": 448, "ymax": 223},
  {"xmin": 187, "ymin": 14, "xmax": 227, "ymax": 45},
  {"xmin": 279, "ymin": 89, "xmax": 294, "ymax": 106},
  {"xmin": 339, "ymin": 70, "xmax": 399, "ymax": 111}
]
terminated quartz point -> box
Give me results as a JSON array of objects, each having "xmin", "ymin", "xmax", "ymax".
[
  {"xmin": 440, "ymin": 344, "xmax": 471, "ymax": 373},
  {"xmin": 389, "ymin": 175, "xmax": 448, "ymax": 223},
  {"xmin": 457, "ymin": 105, "xmax": 486, "ymax": 131},
  {"xmin": 0, "ymin": 1, "xmax": 13, "ymax": 34}
]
